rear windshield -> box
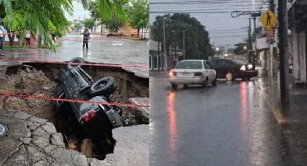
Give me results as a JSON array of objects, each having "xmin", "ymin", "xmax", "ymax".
[{"xmin": 175, "ymin": 61, "xmax": 203, "ymax": 69}]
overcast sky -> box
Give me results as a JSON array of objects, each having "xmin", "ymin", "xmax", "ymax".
[
  {"xmin": 150, "ymin": 0, "xmax": 269, "ymax": 47},
  {"xmin": 65, "ymin": 1, "xmax": 91, "ymax": 21}
]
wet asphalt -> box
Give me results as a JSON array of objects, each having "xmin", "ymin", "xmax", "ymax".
[
  {"xmin": 1, "ymin": 33, "xmax": 148, "ymax": 77},
  {"xmin": 150, "ymin": 73, "xmax": 291, "ymax": 166}
]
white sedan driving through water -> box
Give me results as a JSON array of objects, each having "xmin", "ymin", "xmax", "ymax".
[{"xmin": 169, "ymin": 59, "xmax": 217, "ymax": 90}]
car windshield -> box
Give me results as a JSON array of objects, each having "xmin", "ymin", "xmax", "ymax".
[{"xmin": 175, "ymin": 61, "xmax": 203, "ymax": 69}]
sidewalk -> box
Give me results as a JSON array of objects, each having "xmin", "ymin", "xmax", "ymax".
[
  {"xmin": 256, "ymin": 75, "xmax": 307, "ymax": 165},
  {"xmin": 256, "ymin": 75, "xmax": 307, "ymax": 124}
]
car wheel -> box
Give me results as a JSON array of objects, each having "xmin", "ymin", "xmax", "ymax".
[
  {"xmin": 67, "ymin": 57, "xmax": 85, "ymax": 69},
  {"xmin": 89, "ymin": 77, "xmax": 117, "ymax": 96},
  {"xmin": 171, "ymin": 83, "xmax": 177, "ymax": 90},
  {"xmin": 203, "ymin": 78, "xmax": 208, "ymax": 88},
  {"xmin": 225, "ymin": 72, "xmax": 234, "ymax": 81}
]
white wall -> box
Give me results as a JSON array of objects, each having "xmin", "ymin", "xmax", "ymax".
[{"xmin": 292, "ymin": 32, "xmax": 307, "ymax": 82}]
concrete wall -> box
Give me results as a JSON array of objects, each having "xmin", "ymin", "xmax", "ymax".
[{"xmin": 292, "ymin": 32, "xmax": 307, "ymax": 82}]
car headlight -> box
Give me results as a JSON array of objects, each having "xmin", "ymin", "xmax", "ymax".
[
  {"xmin": 240, "ymin": 65, "xmax": 246, "ymax": 71},
  {"xmin": 247, "ymin": 64, "xmax": 253, "ymax": 69}
]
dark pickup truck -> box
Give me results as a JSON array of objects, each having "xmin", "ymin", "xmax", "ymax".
[{"xmin": 54, "ymin": 57, "xmax": 125, "ymax": 156}]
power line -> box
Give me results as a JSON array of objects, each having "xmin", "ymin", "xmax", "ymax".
[
  {"xmin": 149, "ymin": 0, "xmax": 266, "ymax": 5},
  {"xmin": 150, "ymin": 11, "xmax": 232, "ymax": 14}
]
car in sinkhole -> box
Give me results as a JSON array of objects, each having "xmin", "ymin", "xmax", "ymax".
[{"xmin": 54, "ymin": 57, "xmax": 126, "ymax": 156}]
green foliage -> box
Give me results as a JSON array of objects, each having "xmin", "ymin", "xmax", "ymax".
[
  {"xmin": 89, "ymin": 1, "xmax": 100, "ymax": 21},
  {"xmin": 1, "ymin": 0, "xmax": 73, "ymax": 50},
  {"xmin": 84, "ymin": 18, "xmax": 95, "ymax": 30},
  {"xmin": 74, "ymin": 22, "xmax": 82, "ymax": 31},
  {"xmin": 233, "ymin": 42, "xmax": 248, "ymax": 55},
  {"xmin": 80, "ymin": 0, "xmax": 128, "ymax": 21},
  {"xmin": 151, "ymin": 13, "xmax": 213, "ymax": 59},
  {"xmin": 126, "ymin": 0, "xmax": 148, "ymax": 37},
  {"xmin": 103, "ymin": 15, "xmax": 124, "ymax": 32},
  {"xmin": 88, "ymin": 0, "xmax": 129, "ymax": 33}
]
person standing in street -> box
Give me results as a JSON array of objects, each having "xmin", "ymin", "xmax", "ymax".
[
  {"xmin": 0, "ymin": 23, "xmax": 6, "ymax": 51},
  {"xmin": 82, "ymin": 28, "xmax": 90, "ymax": 50},
  {"xmin": 25, "ymin": 31, "xmax": 31, "ymax": 46}
]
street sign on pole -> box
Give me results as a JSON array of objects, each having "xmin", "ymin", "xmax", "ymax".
[{"xmin": 259, "ymin": 10, "xmax": 277, "ymax": 30}]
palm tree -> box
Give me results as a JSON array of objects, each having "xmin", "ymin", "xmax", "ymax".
[{"xmin": 78, "ymin": 0, "xmax": 127, "ymax": 21}]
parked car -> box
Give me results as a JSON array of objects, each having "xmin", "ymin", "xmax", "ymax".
[
  {"xmin": 208, "ymin": 59, "xmax": 257, "ymax": 81},
  {"xmin": 54, "ymin": 57, "xmax": 125, "ymax": 157},
  {"xmin": 169, "ymin": 59, "xmax": 217, "ymax": 90}
]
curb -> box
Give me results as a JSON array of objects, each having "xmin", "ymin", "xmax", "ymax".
[{"xmin": 255, "ymin": 81, "xmax": 287, "ymax": 124}]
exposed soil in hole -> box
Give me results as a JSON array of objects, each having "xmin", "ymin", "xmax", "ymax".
[{"xmin": 0, "ymin": 63, "xmax": 149, "ymax": 159}]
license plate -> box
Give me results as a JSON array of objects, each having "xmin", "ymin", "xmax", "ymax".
[{"xmin": 181, "ymin": 72, "xmax": 189, "ymax": 75}]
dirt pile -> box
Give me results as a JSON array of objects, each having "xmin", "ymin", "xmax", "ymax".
[{"xmin": 0, "ymin": 65, "xmax": 56, "ymax": 121}]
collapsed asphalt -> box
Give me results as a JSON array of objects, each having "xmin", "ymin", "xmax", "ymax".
[{"xmin": 0, "ymin": 62, "xmax": 149, "ymax": 160}]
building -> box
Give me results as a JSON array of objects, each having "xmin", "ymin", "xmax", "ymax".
[
  {"xmin": 149, "ymin": 40, "xmax": 163, "ymax": 71},
  {"xmin": 288, "ymin": 0, "xmax": 307, "ymax": 82}
]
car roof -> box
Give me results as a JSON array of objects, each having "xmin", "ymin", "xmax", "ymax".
[{"xmin": 179, "ymin": 59, "xmax": 206, "ymax": 62}]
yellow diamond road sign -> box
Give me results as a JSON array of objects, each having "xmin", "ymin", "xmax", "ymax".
[{"xmin": 260, "ymin": 10, "xmax": 277, "ymax": 30}]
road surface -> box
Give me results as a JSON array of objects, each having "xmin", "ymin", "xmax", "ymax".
[{"xmin": 150, "ymin": 73, "xmax": 294, "ymax": 166}]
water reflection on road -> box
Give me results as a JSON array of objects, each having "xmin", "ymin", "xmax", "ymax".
[{"xmin": 150, "ymin": 75, "xmax": 285, "ymax": 166}]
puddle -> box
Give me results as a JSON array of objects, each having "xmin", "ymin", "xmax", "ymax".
[{"xmin": 0, "ymin": 62, "xmax": 149, "ymax": 159}]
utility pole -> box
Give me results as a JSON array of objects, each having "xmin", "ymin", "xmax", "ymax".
[
  {"xmin": 231, "ymin": 10, "xmax": 260, "ymax": 68},
  {"xmin": 248, "ymin": 18, "xmax": 252, "ymax": 64},
  {"xmin": 183, "ymin": 30, "xmax": 186, "ymax": 60},
  {"xmin": 278, "ymin": 0, "xmax": 289, "ymax": 104},
  {"xmin": 163, "ymin": 20, "xmax": 167, "ymax": 70},
  {"xmin": 252, "ymin": 16, "xmax": 257, "ymax": 70},
  {"xmin": 268, "ymin": 0, "xmax": 274, "ymax": 83}
]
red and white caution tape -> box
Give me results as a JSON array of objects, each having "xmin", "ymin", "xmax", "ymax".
[
  {"xmin": 0, "ymin": 57, "xmax": 149, "ymax": 69},
  {"xmin": 0, "ymin": 92, "xmax": 150, "ymax": 109}
]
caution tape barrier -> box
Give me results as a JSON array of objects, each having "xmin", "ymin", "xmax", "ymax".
[
  {"xmin": 0, "ymin": 92, "xmax": 150, "ymax": 109},
  {"xmin": 0, "ymin": 57, "xmax": 149, "ymax": 69}
]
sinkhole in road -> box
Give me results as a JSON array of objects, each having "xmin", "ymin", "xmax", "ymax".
[{"xmin": 0, "ymin": 62, "xmax": 149, "ymax": 160}]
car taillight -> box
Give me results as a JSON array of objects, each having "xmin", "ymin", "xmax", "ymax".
[
  {"xmin": 240, "ymin": 65, "xmax": 246, "ymax": 71},
  {"xmin": 194, "ymin": 72, "xmax": 203, "ymax": 76},
  {"xmin": 83, "ymin": 110, "xmax": 96, "ymax": 123},
  {"xmin": 169, "ymin": 71, "xmax": 177, "ymax": 77},
  {"xmin": 89, "ymin": 111, "xmax": 96, "ymax": 118}
]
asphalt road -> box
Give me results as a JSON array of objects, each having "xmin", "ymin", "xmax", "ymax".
[
  {"xmin": 150, "ymin": 73, "xmax": 289, "ymax": 166},
  {"xmin": 1, "ymin": 33, "xmax": 148, "ymax": 77}
]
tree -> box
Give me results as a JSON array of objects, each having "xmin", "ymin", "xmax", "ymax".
[
  {"xmin": 151, "ymin": 13, "xmax": 213, "ymax": 60},
  {"xmin": 88, "ymin": 0, "xmax": 128, "ymax": 34},
  {"xmin": 84, "ymin": 18, "xmax": 95, "ymax": 31},
  {"xmin": 79, "ymin": 0, "xmax": 128, "ymax": 21},
  {"xmin": 103, "ymin": 15, "xmax": 123, "ymax": 33},
  {"xmin": 74, "ymin": 22, "xmax": 82, "ymax": 31},
  {"xmin": 233, "ymin": 42, "xmax": 248, "ymax": 55},
  {"xmin": 0, "ymin": 0, "xmax": 72, "ymax": 49},
  {"xmin": 126, "ymin": 0, "xmax": 148, "ymax": 38}
]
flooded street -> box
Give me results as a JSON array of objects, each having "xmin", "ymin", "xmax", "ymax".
[{"xmin": 150, "ymin": 73, "xmax": 297, "ymax": 166}]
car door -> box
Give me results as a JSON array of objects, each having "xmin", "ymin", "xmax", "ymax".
[
  {"xmin": 224, "ymin": 60, "xmax": 238, "ymax": 76},
  {"xmin": 215, "ymin": 60, "xmax": 227, "ymax": 78},
  {"xmin": 203, "ymin": 61, "xmax": 215, "ymax": 81}
]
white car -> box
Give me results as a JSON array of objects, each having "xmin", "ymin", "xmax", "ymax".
[{"xmin": 169, "ymin": 59, "xmax": 217, "ymax": 90}]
